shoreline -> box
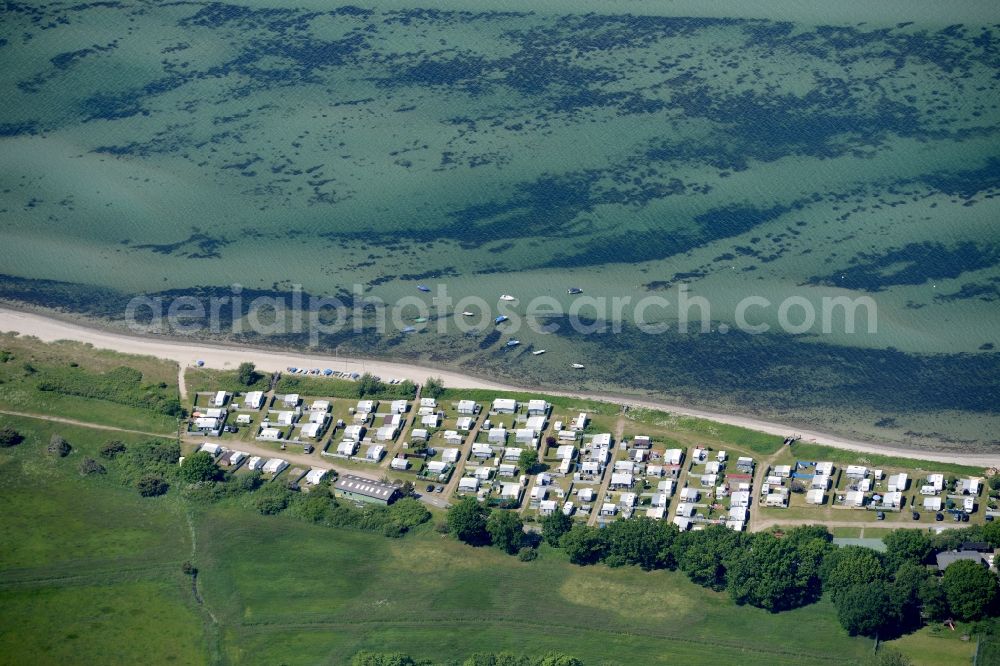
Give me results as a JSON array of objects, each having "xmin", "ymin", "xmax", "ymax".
[{"xmin": 1, "ymin": 305, "xmax": 997, "ymax": 467}]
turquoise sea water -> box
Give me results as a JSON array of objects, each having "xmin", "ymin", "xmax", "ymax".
[{"xmin": 1, "ymin": 0, "xmax": 998, "ymax": 449}]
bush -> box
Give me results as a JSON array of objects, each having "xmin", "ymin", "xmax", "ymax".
[
  {"xmin": 179, "ymin": 451, "xmax": 222, "ymax": 484},
  {"xmin": 99, "ymin": 439, "xmax": 127, "ymax": 459},
  {"xmin": 136, "ymin": 474, "xmax": 168, "ymax": 497},
  {"xmin": 236, "ymin": 362, "xmax": 261, "ymax": 386},
  {"xmin": 47, "ymin": 434, "xmax": 71, "ymax": 457},
  {"xmin": 78, "ymin": 458, "xmax": 106, "ymax": 476},
  {"xmin": 252, "ymin": 483, "xmax": 292, "ymax": 515},
  {"xmin": 181, "ymin": 561, "xmax": 198, "ymax": 576},
  {"xmin": 0, "ymin": 426, "xmax": 24, "ymax": 448},
  {"xmin": 517, "ymin": 547, "xmax": 538, "ymax": 562},
  {"xmin": 423, "ymin": 376, "xmax": 445, "ymax": 399},
  {"xmin": 36, "ymin": 365, "xmax": 182, "ymax": 416}
]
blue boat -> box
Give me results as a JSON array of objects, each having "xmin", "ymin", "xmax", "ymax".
[
  {"xmin": 323, "ymin": 368, "xmax": 333, "ymax": 375},
  {"xmin": 196, "ymin": 360, "xmax": 205, "ymax": 367},
  {"xmin": 495, "ymin": 315, "xmax": 509, "ymax": 324},
  {"xmin": 402, "ymin": 326, "xmax": 416, "ymax": 333},
  {"xmin": 506, "ymin": 339, "xmax": 520, "ymax": 347},
  {"xmin": 417, "ymin": 285, "xmax": 431, "ymax": 292},
  {"xmin": 567, "ymin": 287, "xmax": 583, "ymax": 295}
]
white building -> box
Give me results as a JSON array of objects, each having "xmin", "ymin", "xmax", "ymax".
[
  {"xmin": 337, "ymin": 440, "xmax": 358, "ymax": 456},
  {"xmin": 212, "ymin": 391, "xmax": 228, "ymax": 407},
  {"xmin": 591, "ymin": 433, "xmax": 612, "ymax": 447},
  {"xmin": 365, "ymin": 445, "xmax": 385, "ymax": 462},
  {"xmin": 539, "ymin": 499, "xmax": 557, "ymax": 516},
  {"xmin": 304, "ymin": 468, "xmax": 328, "ymax": 485},
  {"xmin": 888, "ymin": 473, "xmax": 909, "ymax": 493},
  {"xmin": 300, "ymin": 422, "xmax": 322, "ymax": 439},
  {"xmin": 844, "ymin": 490, "xmax": 865, "ymax": 508},
  {"xmin": 390, "ymin": 457, "xmax": 410, "ymax": 471},
  {"xmin": 310, "ymin": 400, "xmax": 330, "ymax": 413},
  {"xmin": 806, "ymin": 488, "xmax": 825, "ymax": 504},
  {"xmin": 492, "ymin": 398, "xmax": 517, "ymax": 413},
  {"xmin": 526, "ymin": 399, "xmax": 549, "ymax": 415},
  {"xmin": 258, "ymin": 427, "xmax": 282, "ymax": 441},
  {"xmin": 572, "ymin": 413, "xmax": 587, "ymax": 431},
  {"xmin": 421, "ymin": 413, "xmax": 441, "ymax": 428},
  {"xmin": 442, "ymin": 448, "xmax": 461, "ymax": 463},
  {"xmin": 846, "ymin": 465, "xmax": 868, "ymax": 478},
  {"xmin": 276, "ymin": 411, "xmax": 296, "ymax": 426},
  {"xmin": 458, "ymin": 477, "xmax": 479, "ymax": 493},
  {"xmin": 283, "ymin": 393, "xmax": 300, "ymax": 407},
  {"xmin": 243, "ymin": 391, "xmax": 264, "ymax": 409},
  {"xmin": 923, "ymin": 496, "xmax": 942, "ymax": 511},
  {"xmin": 262, "ymin": 458, "xmax": 288, "ymax": 475},
  {"xmin": 457, "ymin": 400, "xmax": 477, "ymax": 414},
  {"xmin": 246, "ymin": 456, "xmax": 264, "ymax": 471},
  {"xmin": 487, "ymin": 427, "xmax": 507, "ymax": 444},
  {"xmin": 410, "ymin": 428, "xmax": 429, "ymax": 441},
  {"xmin": 376, "ymin": 425, "xmax": 398, "ymax": 442},
  {"xmin": 356, "ymin": 399, "xmax": 375, "ymax": 414},
  {"xmin": 679, "ymin": 487, "xmax": 699, "ymax": 502},
  {"xmin": 664, "ymin": 449, "xmax": 684, "ymax": 466},
  {"xmin": 343, "ymin": 424, "xmax": 365, "ymax": 441},
  {"xmin": 391, "ymin": 399, "xmax": 409, "ymax": 414}
]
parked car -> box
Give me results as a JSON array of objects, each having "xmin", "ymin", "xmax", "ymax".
[
  {"xmin": 876, "ymin": 511, "xmax": 885, "ymax": 521},
  {"xmin": 303, "ymin": 445, "xmax": 314, "ymax": 454},
  {"xmin": 962, "ymin": 514, "xmax": 970, "ymax": 522},
  {"xmin": 435, "ymin": 486, "xmax": 444, "ymax": 493},
  {"xmin": 936, "ymin": 513, "xmax": 944, "ymax": 521},
  {"xmin": 426, "ymin": 485, "xmax": 435, "ymax": 493},
  {"xmin": 912, "ymin": 511, "xmax": 920, "ymax": 520},
  {"xmin": 986, "ymin": 515, "xmax": 994, "ymax": 522}
]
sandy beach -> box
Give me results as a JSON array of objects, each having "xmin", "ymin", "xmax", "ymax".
[{"xmin": 2, "ymin": 306, "xmax": 997, "ymax": 467}]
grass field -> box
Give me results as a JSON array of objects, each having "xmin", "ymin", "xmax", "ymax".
[
  {"xmin": 196, "ymin": 506, "xmax": 875, "ymax": 665},
  {"xmin": 0, "ymin": 333, "xmax": 180, "ymax": 432},
  {"xmin": 0, "ymin": 415, "xmax": 207, "ymax": 665}
]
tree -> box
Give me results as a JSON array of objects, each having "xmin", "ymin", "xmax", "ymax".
[
  {"xmin": 487, "ymin": 510, "xmax": 524, "ymax": 554},
  {"xmin": 601, "ymin": 518, "xmax": 676, "ymax": 570},
  {"xmin": 942, "ymin": 560, "xmax": 999, "ymax": 621},
  {"xmin": 356, "ymin": 373, "xmax": 383, "ymax": 398},
  {"xmin": 728, "ymin": 531, "xmax": 827, "ymax": 611},
  {"xmin": 446, "ymin": 497, "xmax": 491, "ymax": 546},
  {"xmin": 100, "ymin": 439, "xmax": 127, "ymax": 459},
  {"xmin": 236, "ymin": 362, "xmax": 259, "ymax": 386},
  {"xmin": 253, "ymin": 483, "xmax": 292, "ymax": 515},
  {"xmin": 47, "ymin": 434, "xmax": 71, "ymax": 457},
  {"xmin": 541, "ymin": 510, "xmax": 573, "ymax": 546},
  {"xmin": 675, "ymin": 525, "xmax": 747, "ymax": 590},
  {"xmin": 78, "ymin": 458, "xmax": 106, "ymax": 476},
  {"xmin": 835, "ymin": 581, "xmax": 897, "ymax": 637},
  {"xmin": 918, "ymin": 577, "xmax": 950, "ymax": 622},
  {"xmin": 0, "ymin": 426, "xmax": 24, "ymax": 448},
  {"xmin": 537, "ymin": 655, "xmax": 583, "ymax": 666},
  {"xmin": 136, "ymin": 474, "xmax": 168, "ymax": 497},
  {"xmin": 518, "ymin": 449, "xmax": 538, "ymax": 475},
  {"xmin": 179, "ymin": 451, "xmax": 222, "ymax": 483},
  {"xmin": 891, "ymin": 561, "xmax": 932, "ymax": 631},
  {"xmin": 423, "ymin": 376, "xmax": 445, "ymax": 399},
  {"xmin": 560, "ymin": 524, "xmax": 607, "ymax": 565},
  {"xmin": 883, "ymin": 530, "xmax": 932, "ymax": 569},
  {"xmin": 982, "ymin": 520, "xmax": 1000, "ymax": 548},
  {"xmin": 397, "ymin": 379, "xmax": 416, "ymax": 398},
  {"xmin": 351, "ymin": 652, "xmax": 416, "ymax": 666},
  {"xmin": 821, "ymin": 546, "xmax": 886, "ymax": 602}
]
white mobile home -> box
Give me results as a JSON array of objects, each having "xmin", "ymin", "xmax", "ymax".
[
  {"xmin": 492, "ymin": 398, "xmax": 517, "ymax": 414},
  {"xmin": 243, "ymin": 391, "xmax": 264, "ymax": 409},
  {"xmin": 212, "ymin": 391, "xmax": 228, "ymax": 407}
]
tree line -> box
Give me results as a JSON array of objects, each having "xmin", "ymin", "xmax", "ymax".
[{"xmin": 446, "ymin": 498, "xmax": 1000, "ymax": 638}]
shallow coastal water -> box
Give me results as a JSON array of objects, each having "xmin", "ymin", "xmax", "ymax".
[{"xmin": 1, "ymin": 0, "xmax": 998, "ymax": 448}]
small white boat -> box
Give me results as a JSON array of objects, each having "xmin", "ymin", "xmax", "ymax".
[
  {"xmin": 571, "ymin": 363, "xmax": 585, "ymax": 369},
  {"xmin": 499, "ymin": 294, "xmax": 517, "ymax": 302},
  {"xmin": 461, "ymin": 311, "xmax": 475, "ymax": 316},
  {"xmin": 506, "ymin": 339, "xmax": 520, "ymax": 347},
  {"xmin": 532, "ymin": 349, "xmax": 546, "ymax": 355}
]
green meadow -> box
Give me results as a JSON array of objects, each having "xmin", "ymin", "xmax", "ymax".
[{"xmin": 0, "ymin": 411, "xmax": 879, "ymax": 665}]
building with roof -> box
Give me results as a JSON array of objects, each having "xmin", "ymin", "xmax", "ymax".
[
  {"xmin": 243, "ymin": 391, "xmax": 264, "ymax": 410},
  {"xmin": 936, "ymin": 550, "xmax": 986, "ymax": 572},
  {"xmin": 335, "ymin": 474, "xmax": 400, "ymax": 505}
]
